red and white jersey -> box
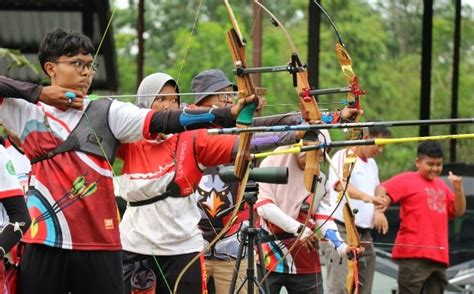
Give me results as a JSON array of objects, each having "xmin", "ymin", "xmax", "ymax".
[
  {"xmin": 0, "ymin": 145, "xmax": 22, "ymax": 199},
  {"xmin": 0, "ymin": 145, "xmax": 23, "ymax": 229},
  {"xmin": 5, "ymin": 139, "xmax": 31, "ymax": 194},
  {"xmin": 117, "ymin": 129, "xmax": 236, "ymax": 256},
  {"xmin": 0, "ymin": 97, "xmax": 152, "ymax": 250}
]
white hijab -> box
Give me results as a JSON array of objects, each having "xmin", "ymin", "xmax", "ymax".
[{"xmin": 135, "ymin": 72, "xmax": 179, "ymax": 108}]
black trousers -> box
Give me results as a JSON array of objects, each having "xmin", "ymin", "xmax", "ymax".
[
  {"xmin": 265, "ymin": 271, "xmax": 324, "ymax": 294},
  {"xmin": 122, "ymin": 250, "xmax": 204, "ymax": 294},
  {"xmin": 19, "ymin": 243, "xmax": 124, "ymax": 294}
]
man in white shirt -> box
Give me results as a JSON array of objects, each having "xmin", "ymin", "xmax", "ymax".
[{"xmin": 322, "ymin": 126, "xmax": 390, "ymax": 294}]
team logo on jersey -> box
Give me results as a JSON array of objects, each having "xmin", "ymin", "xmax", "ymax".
[
  {"xmin": 87, "ymin": 133, "xmax": 103, "ymax": 146},
  {"xmin": 196, "ymin": 174, "xmax": 232, "ymax": 218},
  {"xmin": 6, "ymin": 160, "xmax": 16, "ymax": 175},
  {"xmin": 104, "ymin": 218, "xmax": 114, "ymax": 229}
]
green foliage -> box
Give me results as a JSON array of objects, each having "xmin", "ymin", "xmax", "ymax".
[
  {"xmin": 0, "ymin": 48, "xmax": 39, "ymax": 74},
  {"xmin": 112, "ymin": 0, "xmax": 474, "ymax": 180}
]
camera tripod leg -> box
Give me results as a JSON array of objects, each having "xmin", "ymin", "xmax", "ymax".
[
  {"xmin": 229, "ymin": 228, "xmax": 248, "ymax": 293},
  {"xmin": 229, "ymin": 226, "xmax": 271, "ymax": 293},
  {"xmin": 255, "ymin": 235, "xmax": 270, "ymax": 294},
  {"xmin": 228, "ymin": 183, "xmax": 279, "ymax": 293}
]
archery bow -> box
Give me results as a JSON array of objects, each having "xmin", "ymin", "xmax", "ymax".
[
  {"xmin": 311, "ymin": 2, "xmax": 368, "ymax": 292},
  {"xmin": 86, "ymin": 3, "xmax": 202, "ymax": 292},
  {"xmin": 174, "ymin": 1, "xmax": 259, "ymax": 292},
  {"xmin": 253, "ymin": 1, "xmax": 331, "ymax": 286},
  {"xmin": 73, "ymin": 2, "xmax": 250, "ymax": 293}
]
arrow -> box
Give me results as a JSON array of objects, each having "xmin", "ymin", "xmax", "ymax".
[{"xmin": 208, "ymin": 118, "xmax": 474, "ymax": 135}]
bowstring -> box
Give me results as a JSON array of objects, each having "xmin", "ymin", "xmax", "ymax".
[
  {"xmin": 249, "ymin": 0, "xmax": 264, "ymax": 38},
  {"xmin": 152, "ymin": 0, "xmax": 206, "ymax": 291},
  {"xmin": 175, "ymin": 0, "xmax": 203, "ymax": 86},
  {"xmin": 166, "ymin": 0, "xmax": 249, "ymax": 291},
  {"xmin": 83, "ymin": 3, "xmax": 177, "ymax": 292}
]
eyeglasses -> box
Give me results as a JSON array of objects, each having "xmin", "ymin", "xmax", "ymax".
[
  {"xmin": 54, "ymin": 60, "xmax": 99, "ymax": 73},
  {"xmin": 217, "ymin": 93, "xmax": 236, "ymax": 103}
]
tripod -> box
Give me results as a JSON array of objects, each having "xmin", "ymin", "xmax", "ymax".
[{"xmin": 229, "ymin": 183, "xmax": 270, "ymax": 294}]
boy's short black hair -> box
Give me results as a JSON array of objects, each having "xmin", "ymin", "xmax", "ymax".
[
  {"xmin": 38, "ymin": 28, "xmax": 95, "ymax": 74},
  {"xmin": 417, "ymin": 141, "xmax": 444, "ymax": 158},
  {"xmin": 367, "ymin": 125, "xmax": 391, "ymax": 138}
]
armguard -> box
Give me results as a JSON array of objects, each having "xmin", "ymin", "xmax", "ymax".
[{"xmin": 179, "ymin": 108, "xmax": 216, "ymax": 128}]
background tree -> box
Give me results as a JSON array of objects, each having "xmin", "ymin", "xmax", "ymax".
[{"xmin": 112, "ymin": 0, "xmax": 474, "ymax": 179}]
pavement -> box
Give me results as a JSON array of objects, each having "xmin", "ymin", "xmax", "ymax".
[{"xmin": 278, "ymin": 266, "xmax": 397, "ymax": 293}]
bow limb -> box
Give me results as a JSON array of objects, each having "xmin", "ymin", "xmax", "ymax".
[
  {"xmin": 343, "ymin": 201, "xmax": 361, "ymax": 294},
  {"xmin": 324, "ymin": 149, "xmax": 360, "ymax": 293},
  {"xmin": 224, "ymin": 0, "xmax": 258, "ymax": 180},
  {"xmin": 312, "ymin": 1, "xmax": 365, "ymax": 133},
  {"xmin": 340, "ymin": 152, "xmax": 361, "ymax": 294},
  {"xmin": 326, "ymin": 145, "xmax": 361, "ymax": 293}
]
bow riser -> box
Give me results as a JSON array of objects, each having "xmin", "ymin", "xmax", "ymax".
[
  {"xmin": 292, "ymin": 59, "xmax": 322, "ymax": 192},
  {"xmin": 292, "ymin": 55, "xmax": 322, "ymax": 122},
  {"xmin": 303, "ymin": 148, "xmax": 318, "ymax": 192},
  {"xmin": 225, "ymin": 28, "xmax": 257, "ymax": 180}
]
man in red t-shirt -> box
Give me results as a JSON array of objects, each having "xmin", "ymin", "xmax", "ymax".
[{"xmin": 376, "ymin": 141, "xmax": 465, "ymax": 294}]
